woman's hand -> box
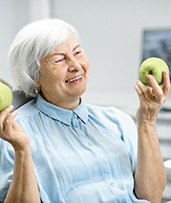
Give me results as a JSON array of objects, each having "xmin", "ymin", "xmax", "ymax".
[
  {"xmin": 134, "ymin": 71, "xmax": 170, "ymax": 124},
  {"xmin": 134, "ymin": 71, "xmax": 170, "ymax": 202},
  {"xmin": 0, "ymin": 105, "xmax": 40, "ymax": 203},
  {"xmin": 0, "ymin": 105, "xmax": 29, "ymax": 151}
]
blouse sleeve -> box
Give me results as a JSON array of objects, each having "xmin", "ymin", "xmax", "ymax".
[
  {"xmin": 116, "ymin": 108, "xmax": 137, "ymax": 172},
  {"xmin": 105, "ymin": 106, "xmax": 138, "ymax": 172},
  {"xmin": 0, "ymin": 139, "xmax": 14, "ymax": 201}
]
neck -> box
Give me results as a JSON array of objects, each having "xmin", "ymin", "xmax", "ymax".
[{"xmin": 40, "ymin": 93, "xmax": 81, "ymax": 110}]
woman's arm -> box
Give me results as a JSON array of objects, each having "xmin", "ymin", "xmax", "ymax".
[
  {"xmin": 135, "ymin": 117, "xmax": 165, "ymax": 203},
  {"xmin": 0, "ymin": 106, "xmax": 41, "ymax": 203},
  {"xmin": 134, "ymin": 71, "xmax": 170, "ymax": 203}
]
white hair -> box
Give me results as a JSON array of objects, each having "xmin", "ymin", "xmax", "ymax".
[{"xmin": 8, "ymin": 18, "xmax": 80, "ymax": 97}]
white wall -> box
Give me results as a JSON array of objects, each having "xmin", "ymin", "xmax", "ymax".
[
  {"xmin": 0, "ymin": 0, "xmax": 50, "ymax": 82},
  {"xmin": 0, "ymin": 0, "xmax": 29, "ymax": 82},
  {"xmin": 51, "ymin": 0, "xmax": 171, "ymax": 95},
  {"xmin": 1, "ymin": 0, "xmax": 171, "ymax": 110}
]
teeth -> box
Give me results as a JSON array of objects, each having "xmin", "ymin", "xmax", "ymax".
[{"xmin": 66, "ymin": 75, "xmax": 82, "ymax": 83}]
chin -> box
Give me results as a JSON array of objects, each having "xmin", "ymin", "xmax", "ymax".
[{"xmin": 72, "ymin": 87, "xmax": 87, "ymax": 99}]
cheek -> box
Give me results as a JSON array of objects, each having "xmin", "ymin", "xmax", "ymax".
[
  {"xmin": 39, "ymin": 71, "xmax": 58, "ymax": 89},
  {"xmin": 40, "ymin": 64, "xmax": 64, "ymax": 82},
  {"xmin": 85, "ymin": 61, "xmax": 90, "ymax": 77},
  {"xmin": 83, "ymin": 56, "xmax": 90, "ymax": 72}
]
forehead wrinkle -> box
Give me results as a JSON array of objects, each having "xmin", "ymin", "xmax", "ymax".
[{"xmin": 49, "ymin": 39, "xmax": 81, "ymax": 57}]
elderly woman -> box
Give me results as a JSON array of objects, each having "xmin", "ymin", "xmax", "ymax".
[{"xmin": 0, "ymin": 19, "xmax": 170, "ymax": 203}]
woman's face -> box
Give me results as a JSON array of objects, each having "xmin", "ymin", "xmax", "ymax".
[{"xmin": 38, "ymin": 34, "xmax": 89, "ymax": 110}]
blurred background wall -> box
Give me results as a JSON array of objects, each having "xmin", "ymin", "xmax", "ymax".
[{"xmin": 1, "ymin": 0, "xmax": 171, "ymax": 110}]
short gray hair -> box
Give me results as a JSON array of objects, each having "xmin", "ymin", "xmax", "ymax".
[{"xmin": 8, "ymin": 18, "xmax": 80, "ymax": 97}]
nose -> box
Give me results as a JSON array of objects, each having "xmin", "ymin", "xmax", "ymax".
[{"xmin": 67, "ymin": 56, "xmax": 81, "ymax": 72}]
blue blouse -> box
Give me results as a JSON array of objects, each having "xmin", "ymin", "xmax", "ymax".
[{"xmin": 0, "ymin": 94, "xmax": 149, "ymax": 203}]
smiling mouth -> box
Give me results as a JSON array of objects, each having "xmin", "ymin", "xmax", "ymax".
[{"xmin": 65, "ymin": 75, "xmax": 83, "ymax": 83}]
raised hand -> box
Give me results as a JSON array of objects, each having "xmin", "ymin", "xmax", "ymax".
[
  {"xmin": 134, "ymin": 71, "xmax": 170, "ymax": 124},
  {"xmin": 0, "ymin": 105, "xmax": 29, "ymax": 151}
]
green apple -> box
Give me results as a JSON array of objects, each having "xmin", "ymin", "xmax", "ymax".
[
  {"xmin": 139, "ymin": 57, "xmax": 169, "ymax": 86},
  {"xmin": 0, "ymin": 82, "xmax": 13, "ymax": 111}
]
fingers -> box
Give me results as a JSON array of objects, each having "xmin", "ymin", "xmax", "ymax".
[
  {"xmin": 0, "ymin": 105, "xmax": 17, "ymax": 135},
  {"xmin": 0, "ymin": 105, "xmax": 13, "ymax": 132},
  {"xmin": 4, "ymin": 110, "xmax": 18, "ymax": 128},
  {"xmin": 147, "ymin": 71, "xmax": 170, "ymax": 95},
  {"xmin": 147, "ymin": 71, "xmax": 170, "ymax": 102},
  {"xmin": 162, "ymin": 71, "xmax": 170, "ymax": 95},
  {"xmin": 134, "ymin": 80, "xmax": 146, "ymax": 99},
  {"xmin": 134, "ymin": 80, "xmax": 151, "ymax": 98},
  {"xmin": 0, "ymin": 106, "xmax": 28, "ymax": 149},
  {"xmin": 134, "ymin": 81, "xmax": 142, "ymax": 96},
  {"xmin": 135, "ymin": 71, "xmax": 170, "ymax": 107},
  {"xmin": 147, "ymin": 75, "xmax": 163, "ymax": 102}
]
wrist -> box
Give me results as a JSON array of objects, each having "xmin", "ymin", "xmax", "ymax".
[
  {"xmin": 136, "ymin": 108, "xmax": 158, "ymax": 126},
  {"xmin": 12, "ymin": 137, "xmax": 30, "ymax": 152}
]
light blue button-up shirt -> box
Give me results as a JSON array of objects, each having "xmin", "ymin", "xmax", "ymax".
[{"xmin": 0, "ymin": 95, "xmax": 150, "ymax": 203}]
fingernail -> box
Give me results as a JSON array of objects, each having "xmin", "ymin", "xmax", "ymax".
[
  {"xmin": 148, "ymin": 75, "xmax": 153, "ymax": 81},
  {"xmin": 164, "ymin": 70, "xmax": 168, "ymax": 77}
]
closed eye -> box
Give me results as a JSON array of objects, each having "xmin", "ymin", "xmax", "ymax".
[
  {"xmin": 74, "ymin": 48, "xmax": 82, "ymax": 57},
  {"xmin": 49, "ymin": 55, "xmax": 65, "ymax": 64},
  {"xmin": 54, "ymin": 57, "xmax": 65, "ymax": 63},
  {"xmin": 75, "ymin": 51, "xmax": 81, "ymax": 55}
]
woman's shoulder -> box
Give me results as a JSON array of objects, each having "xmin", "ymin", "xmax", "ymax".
[
  {"xmin": 15, "ymin": 99, "xmax": 38, "ymax": 120},
  {"xmin": 85, "ymin": 103, "xmax": 135, "ymax": 128},
  {"xmin": 86, "ymin": 103, "xmax": 131, "ymax": 119}
]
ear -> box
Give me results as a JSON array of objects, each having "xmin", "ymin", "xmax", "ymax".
[{"xmin": 35, "ymin": 81, "xmax": 40, "ymax": 88}]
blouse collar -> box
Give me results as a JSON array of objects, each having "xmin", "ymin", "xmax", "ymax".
[{"xmin": 36, "ymin": 94, "xmax": 89, "ymax": 125}]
